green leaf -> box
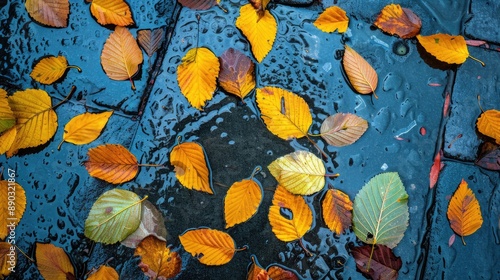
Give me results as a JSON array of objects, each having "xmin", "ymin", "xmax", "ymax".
[
  {"xmin": 84, "ymin": 189, "xmax": 146, "ymax": 244},
  {"xmin": 0, "ymin": 89, "xmax": 15, "ymax": 134},
  {"xmin": 352, "ymin": 172, "xmax": 409, "ymax": 248}
]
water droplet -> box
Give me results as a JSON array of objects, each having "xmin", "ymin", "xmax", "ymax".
[{"xmin": 393, "ymin": 40, "xmax": 409, "ymax": 56}]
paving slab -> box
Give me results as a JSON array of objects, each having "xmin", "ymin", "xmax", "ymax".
[{"xmin": 465, "ymin": 0, "xmax": 500, "ymax": 44}]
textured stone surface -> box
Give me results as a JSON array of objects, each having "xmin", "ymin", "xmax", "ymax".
[{"xmin": 465, "ymin": 0, "xmax": 500, "ymax": 44}]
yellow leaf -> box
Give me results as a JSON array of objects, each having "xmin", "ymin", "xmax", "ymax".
[
  {"xmin": 179, "ymin": 228, "xmax": 236, "ymax": 266},
  {"xmin": 134, "ymin": 235, "xmax": 182, "ymax": 279},
  {"xmin": 90, "ymin": 0, "xmax": 134, "ymax": 26},
  {"xmin": 177, "ymin": 47, "xmax": 220, "ymax": 110},
  {"xmin": 30, "ymin": 55, "xmax": 81, "ymax": 85},
  {"xmin": 101, "ymin": 26, "xmax": 143, "ymax": 89},
  {"xmin": 314, "ymin": 6, "xmax": 349, "ymax": 33},
  {"xmin": 268, "ymin": 151, "xmax": 326, "ymax": 195},
  {"xmin": 0, "ymin": 89, "xmax": 15, "ymax": 134},
  {"xmin": 343, "ymin": 45, "xmax": 378, "ymax": 98},
  {"xmin": 247, "ymin": 256, "xmax": 269, "ymax": 280},
  {"xmin": 269, "ymin": 185, "xmax": 313, "ymax": 242},
  {"xmin": 7, "ymin": 89, "xmax": 58, "ymax": 157},
  {"xmin": 256, "ymin": 87, "xmax": 312, "ymax": 140},
  {"xmin": 84, "ymin": 144, "xmax": 139, "ymax": 184},
  {"xmin": 0, "ymin": 127, "xmax": 16, "ymax": 156},
  {"xmin": 0, "ymin": 180, "xmax": 26, "ymax": 239},
  {"xmin": 447, "ymin": 179, "xmax": 483, "ymax": 245},
  {"xmin": 25, "ymin": 0, "xmax": 69, "ymax": 27},
  {"xmin": 224, "ymin": 167, "xmax": 263, "ymax": 228},
  {"xmin": 58, "ymin": 111, "xmax": 113, "ymax": 150},
  {"xmin": 170, "ymin": 141, "xmax": 213, "ymax": 194},
  {"xmin": 236, "ymin": 4, "xmax": 277, "ymax": 63},
  {"xmin": 0, "ymin": 242, "xmax": 15, "ymax": 278},
  {"xmin": 219, "ymin": 48, "xmax": 256, "ymax": 100},
  {"xmin": 322, "ymin": 189, "xmax": 353, "ymax": 235},
  {"xmin": 320, "ymin": 113, "xmax": 368, "ymax": 147},
  {"xmin": 87, "ymin": 265, "xmax": 119, "ymax": 280},
  {"xmin": 477, "ymin": 109, "xmax": 500, "ymax": 144},
  {"xmin": 374, "ymin": 4, "xmax": 421, "ymax": 39},
  {"xmin": 35, "ymin": 243, "xmax": 75, "ymax": 280},
  {"xmin": 416, "ymin": 34, "xmax": 484, "ymax": 66}
]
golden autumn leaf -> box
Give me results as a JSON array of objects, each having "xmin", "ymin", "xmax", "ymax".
[
  {"xmin": 170, "ymin": 141, "xmax": 213, "ymax": 194},
  {"xmin": 269, "ymin": 185, "xmax": 313, "ymax": 242},
  {"xmin": 219, "ymin": 48, "xmax": 256, "ymax": 100},
  {"xmin": 25, "ymin": 0, "xmax": 69, "ymax": 27},
  {"xmin": 320, "ymin": 113, "xmax": 368, "ymax": 147},
  {"xmin": 7, "ymin": 88, "xmax": 58, "ymax": 157},
  {"xmin": 89, "ymin": 0, "xmax": 134, "ymax": 26},
  {"xmin": 343, "ymin": 45, "xmax": 378, "ymax": 98},
  {"xmin": 267, "ymin": 265, "xmax": 299, "ymax": 280},
  {"xmin": 134, "ymin": 235, "xmax": 182, "ymax": 279},
  {"xmin": 137, "ymin": 27, "xmax": 165, "ymax": 57},
  {"xmin": 177, "ymin": 47, "xmax": 220, "ymax": 110},
  {"xmin": 0, "ymin": 127, "xmax": 16, "ymax": 156},
  {"xmin": 416, "ymin": 34, "xmax": 484, "ymax": 66},
  {"xmin": 0, "ymin": 180, "xmax": 26, "ymax": 239},
  {"xmin": 0, "ymin": 242, "xmax": 15, "ymax": 278},
  {"xmin": 178, "ymin": 0, "xmax": 220, "ymax": 10},
  {"xmin": 35, "ymin": 243, "xmax": 75, "ymax": 280},
  {"xmin": 268, "ymin": 151, "xmax": 327, "ymax": 195},
  {"xmin": 314, "ymin": 6, "xmax": 349, "ymax": 33},
  {"xmin": 87, "ymin": 265, "xmax": 119, "ymax": 280},
  {"xmin": 247, "ymin": 256, "xmax": 269, "ymax": 280},
  {"xmin": 477, "ymin": 109, "xmax": 500, "ymax": 144},
  {"xmin": 374, "ymin": 4, "xmax": 421, "ymax": 38},
  {"xmin": 179, "ymin": 228, "xmax": 236, "ymax": 266},
  {"xmin": 256, "ymin": 87, "xmax": 312, "ymax": 140},
  {"xmin": 30, "ymin": 55, "xmax": 81, "ymax": 85},
  {"xmin": 236, "ymin": 4, "xmax": 277, "ymax": 63},
  {"xmin": 84, "ymin": 144, "xmax": 139, "ymax": 184},
  {"xmin": 0, "ymin": 89, "xmax": 15, "ymax": 134},
  {"xmin": 447, "ymin": 179, "xmax": 483, "ymax": 245},
  {"xmin": 58, "ymin": 111, "xmax": 113, "ymax": 150},
  {"xmin": 224, "ymin": 167, "xmax": 263, "ymax": 228},
  {"xmin": 322, "ymin": 188, "xmax": 352, "ymax": 235},
  {"xmin": 101, "ymin": 26, "xmax": 143, "ymax": 90}
]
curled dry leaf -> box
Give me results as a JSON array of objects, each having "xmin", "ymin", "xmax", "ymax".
[
  {"xmin": 0, "ymin": 181, "xmax": 26, "ymax": 239},
  {"xmin": 247, "ymin": 256, "xmax": 269, "ymax": 280},
  {"xmin": 0, "ymin": 89, "xmax": 15, "ymax": 134},
  {"xmin": 137, "ymin": 27, "xmax": 165, "ymax": 57},
  {"xmin": 429, "ymin": 150, "xmax": 444, "ymax": 189},
  {"xmin": 170, "ymin": 141, "xmax": 213, "ymax": 194},
  {"xmin": 447, "ymin": 179, "xmax": 483, "ymax": 245},
  {"xmin": 267, "ymin": 265, "xmax": 299, "ymax": 280},
  {"xmin": 269, "ymin": 185, "xmax": 313, "ymax": 242},
  {"xmin": 25, "ymin": 0, "xmax": 69, "ymax": 27},
  {"xmin": 476, "ymin": 109, "xmax": 500, "ymax": 144},
  {"xmin": 314, "ymin": 6, "xmax": 349, "ymax": 33},
  {"xmin": 134, "ymin": 235, "xmax": 182, "ymax": 279},
  {"xmin": 89, "ymin": 0, "xmax": 134, "ymax": 26},
  {"xmin": 343, "ymin": 45, "xmax": 378, "ymax": 98},
  {"xmin": 87, "ymin": 265, "xmax": 119, "ymax": 280},
  {"xmin": 35, "ymin": 243, "xmax": 75, "ymax": 280},
  {"xmin": 30, "ymin": 55, "xmax": 81, "ymax": 85},
  {"xmin": 0, "ymin": 242, "xmax": 14, "ymax": 278},
  {"xmin": 58, "ymin": 111, "xmax": 113, "ymax": 150},
  {"xmin": 179, "ymin": 228, "xmax": 236, "ymax": 266},
  {"xmin": 374, "ymin": 4, "xmax": 421, "ymax": 38},
  {"xmin": 320, "ymin": 113, "xmax": 368, "ymax": 147},
  {"xmin": 236, "ymin": 4, "xmax": 277, "ymax": 62},
  {"xmin": 475, "ymin": 142, "xmax": 500, "ymax": 171},
  {"xmin": 416, "ymin": 34, "xmax": 484, "ymax": 66},
  {"xmin": 351, "ymin": 244, "xmax": 402, "ymax": 280},
  {"xmin": 101, "ymin": 26, "xmax": 143, "ymax": 90},
  {"xmin": 219, "ymin": 48, "xmax": 256, "ymax": 100},
  {"xmin": 121, "ymin": 200, "xmax": 168, "ymax": 248},
  {"xmin": 84, "ymin": 144, "xmax": 139, "ymax": 184},
  {"xmin": 178, "ymin": 0, "xmax": 220, "ymax": 10},
  {"xmin": 249, "ymin": 0, "xmax": 270, "ymax": 13},
  {"xmin": 322, "ymin": 188, "xmax": 353, "ymax": 235},
  {"xmin": 177, "ymin": 47, "xmax": 220, "ymax": 110}
]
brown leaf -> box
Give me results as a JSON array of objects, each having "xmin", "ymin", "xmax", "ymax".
[
  {"xmin": 121, "ymin": 200, "xmax": 168, "ymax": 248},
  {"xmin": 322, "ymin": 188, "xmax": 353, "ymax": 235},
  {"xmin": 219, "ymin": 48, "xmax": 256, "ymax": 100},
  {"xmin": 320, "ymin": 113, "xmax": 368, "ymax": 147},
  {"xmin": 267, "ymin": 265, "xmax": 299, "ymax": 280},
  {"xmin": 84, "ymin": 144, "xmax": 139, "ymax": 184},
  {"xmin": 374, "ymin": 4, "xmax": 421, "ymax": 38},
  {"xmin": 137, "ymin": 27, "xmax": 165, "ymax": 57},
  {"xmin": 35, "ymin": 243, "xmax": 76, "ymax": 280},
  {"xmin": 351, "ymin": 244, "xmax": 402, "ymax": 280},
  {"xmin": 134, "ymin": 235, "xmax": 182, "ymax": 279},
  {"xmin": 178, "ymin": 0, "xmax": 219, "ymax": 10},
  {"xmin": 25, "ymin": 0, "xmax": 69, "ymax": 27},
  {"xmin": 475, "ymin": 142, "xmax": 500, "ymax": 171},
  {"xmin": 343, "ymin": 45, "xmax": 378, "ymax": 98}
]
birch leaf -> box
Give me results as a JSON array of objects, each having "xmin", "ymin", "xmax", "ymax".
[
  {"xmin": 0, "ymin": 181, "xmax": 26, "ymax": 239},
  {"xmin": 170, "ymin": 141, "xmax": 213, "ymax": 194},
  {"xmin": 267, "ymin": 265, "xmax": 299, "ymax": 280},
  {"xmin": 87, "ymin": 266, "xmax": 119, "ymax": 280},
  {"xmin": 30, "ymin": 55, "xmax": 81, "ymax": 85},
  {"xmin": 0, "ymin": 89, "xmax": 15, "ymax": 134},
  {"xmin": 178, "ymin": 0, "xmax": 220, "ymax": 10},
  {"xmin": 320, "ymin": 113, "xmax": 368, "ymax": 147},
  {"xmin": 134, "ymin": 235, "xmax": 182, "ymax": 279},
  {"xmin": 84, "ymin": 144, "xmax": 139, "ymax": 184},
  {"xmin": 137, "ymin": 27, "xmax": 165, "ymax": 57},
  {"xmin": 219, "ymin": 48, "xmax": 256, "ymax": 100},
  {"xmin": 351, "ymin": 244, "xmax": 402, "ymax": 280},
  {"xmin": 374, "ymin": 4, "xmax": 421, "ymax": 38},
  {"xmin": 322, "ymin": 188, "xmax": 353, "ymax": 235},
  {"xmin": 0, "ymin": 242, "xmax": 14, "ymax": 278},
  {"xmin": 477, "ymin": 109, "xmax": 500, "ymax": 144},
  {"xmin": 247, "ymin": 256, "xmax": 269, "ymax": 280},
  {"xmin": 0, "ymin": 127, "xmax": 16, "ymax": 156},
  {"xmin": 25, "ymin": 0, "xmax": 69, "ymax": 27},
  {"xmin": 179, "ymin": 228, "xmax": 236, "ymax": 266},
  {"xmin": 343, "ymin": 45, "xmax": 378, "ymax": 98},
  {"xmin": 58, "ymin": 111, "xmax": 113, "ymax": 150},
  {"xmin": 121, "ymin": 200, "xmax": 168, "ymax": 248},
  {"xmin": 314, "ymin": 6, "xmax": 349, "ymax": 33},
  {"xmin": 35, "ymin": 243, "xmax": 75, "ymax": 280},
  {"xmin": 89, "ymin": 0, "xmax": 134, "ymax": 26},
  {"xmin": 416, "ymin": 34, "xmax": 484, "ymax": 66}
]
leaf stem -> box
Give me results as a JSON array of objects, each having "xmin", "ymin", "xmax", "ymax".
[
  {"xmin": 477, "ymin": 95, "xmax": 484, "ymax": 113},
  {"xmin": 249, "ymin": 166, "xmax": 262, "ymax": 180},
  {"xmin": 366, "ymin": 243, "xmax": 375, "ymax": 272},
  {"xmin": 468, "ymin": 55, "xmax": 485, "ymax": 67},
  {"xmin": 15, "ymin": 245, "xmax": 35, "ymax": 262},
  {"xmin": 307, "ymin": 132, "xmax": 322, "ymax": 137},
  {"xmin": 137, "ymin": 163, "xmax": 164, "ymax": 168},
  {"xmin": 129, "ymin": 77, "xmax": 136, "ymax": 91},
  {"xmin": 235, "ymin": 245, "xmax": 248, "ymax": 252},
  {"xmin": 305, "ymin": 135, "xmax": 328, "ymax": 159},
  {"xmin": 461, "ymin": 235, "xmax": 466, "ymax": 246},
  {"xmin": 325, "ymin": 173, "xmax": 340, "ymax": 178},
  {"xmin": 53, "ymin": 86, "xmax": 76, "ymax": 110},
  {"xmin": 67, "ymin": 65, "xmax": 82, "ymax": 72},
  {"xmin": 57, "ymin": 139, "xmax": 65, "ymax": 151},
  {"xmin": 298, "ymin": 239, "xmax": 313, "ymax": 257}
]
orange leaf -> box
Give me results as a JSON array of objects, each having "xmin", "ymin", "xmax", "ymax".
[
  {"xmin": 314, "ymin": 6, "xmax": 349, "ymax": 33},
  {"xmin": 320, "ymin": 113, "xmax": 368, "ymax": 147},
  {"xmin": 247, "ymin": 256, "xmax": 269, "ymax": 280},
  {"xmin": 177, "ymin": 47, "xmax": 220, "ymax": 110},
  {"xmin": 0, "ymin": 127, "xmax": 16, "ymax": 156},
  {"xmin": 429, "ymin": 150, "xmax": 444, "ymax": 189},
  {"xmin": 25, "ymin": 0, "xmax": 69, "ymax": 27},
  {"xmin": 170, "ymin": 141, "xmax": 213, "ymax": 194},
  {"xmin": 179, "ymin": 228, "xmax": 236, "ymax": 266},
  {"xmin": 374, "ymin": 4, "xmax": 421, "ymax": 38},
  {"xmin": 137, "ymin": 27, "xmax": 165, "ymax": 57},
  {"xmin": 322, "ymin": 189, "xmax": 353, "ymax": 235},
  {"xmin": 89, "ymin": 0, "xmax": 134, "ymax": 26},
  {"xmin": 35, "ymin": 243, "xmax": 75, "ymax": 280},
  {"xmin": 0, "ymin": 180, "xmax": 26, "ymax": 239},
  {"xmin": 87, "ymin": 265, "xmax": 119, "ymax": 280},
  {"xmin": 101, "ymin": 26, "xmax": 143, "ymax": 89},
  {"xmin": 0, "ymin": 242, "xmax": 15, "ymax": 278},
  {"xmin": 134, "ymin": 235, "xmax": 182, "ymax": 279},
  {"xmin": 416, "ymin": 34, "xmax": 484, "ymax": 66},
  {"xmin": 178, "ymin": 0, "xmax": 220, "ymax": 10},
  {"xmin": 219, "ymin": 48, "xmax": 256, "ymax": 100},
  {"xmin": 447, "ymin": 179, "xmax": 483, "ymax": 245},
  {"xmin": 477, "ymin": 109, "xmax": 500, "ymax": 144},
  {"xmin": 343, "ymin": 45, "xmax": 378, "ymax": 98},
  {"xmin": 268, "ymin": 185, "xmax": 313, "ymax": 242},
  {"xmin": 84, "ymin": 144, "xmax": 139, "ymax": 184},
  {"xmin": 224, "ymin": 167, "xmax": 263, "ymax": 228},
  {"xmin": 30, "ymin": 55, "xmax": 81, "ymax": 85},
  {"xmin": 267, "ymin": 265, "xmax": 299, "ymax": 280}
]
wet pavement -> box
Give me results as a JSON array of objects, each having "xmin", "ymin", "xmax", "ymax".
[{"xmin": 1, "ymin": 0, "xmax": 499, "ymax": 279}]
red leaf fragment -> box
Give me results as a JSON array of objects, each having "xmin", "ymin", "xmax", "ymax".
[
  {"xmin": 443, "ymin": 92, "xmax": 451, "ymax": 117},
  {"xmin": 351, "ymin": 244, "xmax": 402, "ymax": 280},
  {"xmin": 448, "ymin": 233, "xmax": 456, "ymax": 247},
  {"xmin": 465, "ymin": 40, "xmax": 488, "ymax": 48},
  {"xmin": 429, "ymin": 150, "xmax": 444, "ymax": 189}
]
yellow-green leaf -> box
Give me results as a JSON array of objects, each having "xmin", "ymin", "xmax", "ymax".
[
  {"xmin": 343, "ymin": 45, "xmax": 378, "ymax": 98},
  {"xmin": 314, "ymin": 6, "xmax": 349, "ymax": 33},
  {"xmin": 236, "ymin": 4, "xmax": 277, "ymax": 63},
  {"xmin": 177, "ymin": 47, "xmax": 220, "ymax": 110},
  {"xmin": 179, "ymin": 228, "xmax": 236, "ymax": 266},
  {"xmin": 30, "ymin": 55, "xmax": 81, "ymax": 85},
  {"xmin": 0, "ymin": 89, "xmax": 15, "ymax": 134},
  {"xmin": 477, "ymin": 109, "xmax": 500, "ymax": 144},
  {"xmin": 170, "ymin": 141, "xmax": 213, "ymax": 194},
  {"xmin": 58, "ymin": 111, "xmax": 113, "ymax": 149},
  {"xmin": 256, "ymin": 87, "xmax": 312, "ymax": 140},
  {"xmin": 416, "ymin": 34, "xmax": 480, "ymax": 65}
]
